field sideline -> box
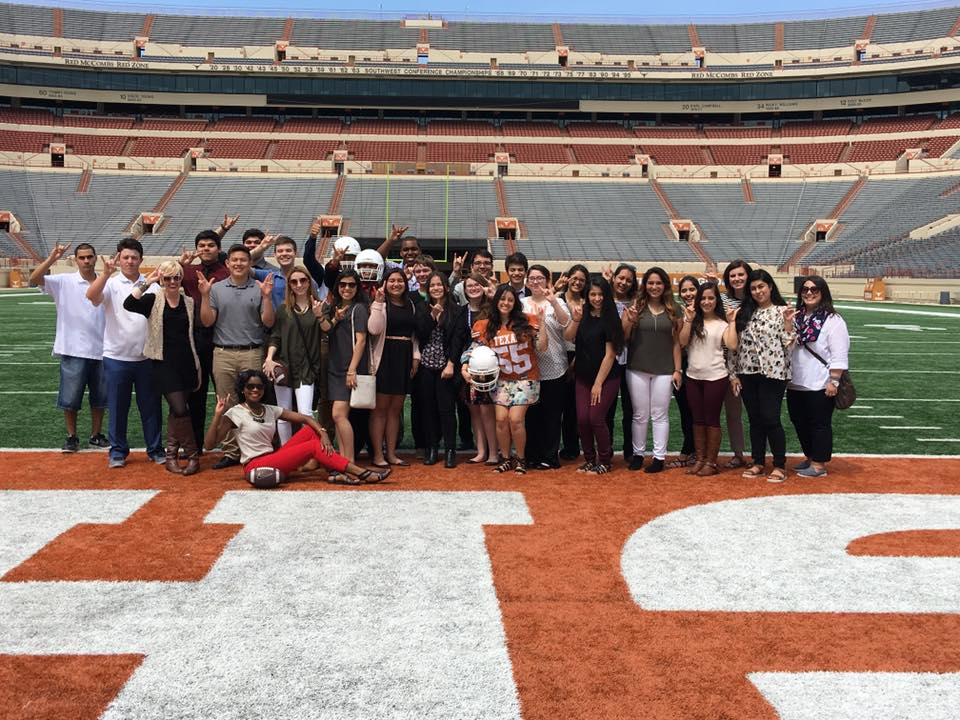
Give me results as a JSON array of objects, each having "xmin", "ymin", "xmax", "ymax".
[{"xmin": 1, "ymin": 289, "xmax": 957, "ymax": 456}]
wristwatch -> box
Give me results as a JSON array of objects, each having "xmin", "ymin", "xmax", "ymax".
[{"xmin": 829, "ymin": 378, "xmax": 840, "ymax": 387}]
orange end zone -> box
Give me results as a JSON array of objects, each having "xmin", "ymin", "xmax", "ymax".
[{"xmin": 2, "ymin": 452, "xmax": 959, "ymax": 719}]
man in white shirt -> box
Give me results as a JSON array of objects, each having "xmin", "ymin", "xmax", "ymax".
[
  {"xmin": 29, "ymin": 241, "xmax": 108, "ymax": 453},
  {"xmin": 85, "ymin": 237, "xmax": 163, "ymax": 469}
]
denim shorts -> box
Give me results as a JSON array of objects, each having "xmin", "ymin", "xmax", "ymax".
[{"xmin": 57, "ymin": 355, "xmax": 107, "ymax": 411}]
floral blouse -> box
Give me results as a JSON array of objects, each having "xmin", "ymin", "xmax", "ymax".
[{"xmin": 735, "ymin": 306, "xmax": 796, "ymax": 380}]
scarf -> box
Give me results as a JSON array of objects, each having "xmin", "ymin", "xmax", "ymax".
[{"xmin": 795, "ymin": 306, "xmax": 830, "ymax": 345}]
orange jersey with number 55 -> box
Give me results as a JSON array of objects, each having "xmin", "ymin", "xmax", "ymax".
[{"xmin": 471, "ymin": 316, "xmax": 541, "ymax": 382}]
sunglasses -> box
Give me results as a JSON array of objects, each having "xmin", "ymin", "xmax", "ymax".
[
  {"xmin": 162, "ymin": 276, "xmax": 182, "ymax": 282},
  {"xmin": 800, "ymin": 287, "xmax": 821, "ymax": 295},
  {"xmin": 288, "ymin": 278, "xmax": 310, "ymax": 286},
  {"xmin": 339, "ymin": 281, "xmax": 357, "ymax": 288},
  {"xmin": 244, "ymin": 383, "xmax": 265, "ymax": 390}
]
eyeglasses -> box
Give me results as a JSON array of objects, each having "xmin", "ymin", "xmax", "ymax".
[
  {"xmin": 339, "ymin": 281, "xmax": 357, "ymax": 288},
  {"xmin": 162, "ymin": 276, "xmax": 182, "ymax": 283},
  {"xmin": 527, "ymin": 275, "xmax": 546, "ymax": 283},
  {"xmin": 288, "ymin": 278, "xmax": 310, "ymax": 286},
  {"xmin": 800, "ymin": 287, "xmax": 821, "ymax": 295},
  {"xmin": 472, "ymin": 260, "xmax": 492, "ymax": 267},
  {"xmin": 244, "ymin": 383, "xmax": 264, "ymax": 390}
]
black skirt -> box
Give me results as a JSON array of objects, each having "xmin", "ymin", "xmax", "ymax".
[{"xmin": 376, "ymin": 338, "xmax": 413, "ymax": 396}]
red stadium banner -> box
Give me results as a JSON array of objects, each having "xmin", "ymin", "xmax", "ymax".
[
  {"xmin": 903, "ymin": 148, "xmax": 923, "ymax": 160},
  {"xmin": 135, "ymin": 36, "xmax": 148, "ymax": 48},
  {"xmin": 417, "ymin": 44, "xmax": 430, "ymax": 55},
  {"xmin": 496, "ymin": 217, "xmax": 518, "ymax": 231},
  {"xmin": 0, "ymin": 211, "xmax": 11, "ymax": 223},
  {"xmin": 49, "ymin": 143, "xmax": 65, "ymax": 154},
  {"xmin": 767, "ymin": 154, "xmax": 783, "ymax": 165},
  {"xmin": 320, "ymin": 215, "xmax": 342, "ymax": 228},
  {"xmin": 693, "ymin": 47, "xmax": 705, "ymax": 58},
  {"xmin": 276, "ymin": 41, "xmax": 288, "ymax": 52},
  {"xmin": 495, "ymin": 152, "xmax": 510, "ymax": 165},
  {"xmin": 556, "ymin": 46, "xmax": 569, "ymax": 57},
  {"xmin": 636, "ymin": 154, "xmax": 651, "ymax": 165},
  {"xmin": 190, "ymin": 148, "xmax": 204, "ymax": 158},
  {"xmin": 141, "ymin": 213, "xmax": 162, "ymax": 225},
  {"xmin": 333, "ymin": 150, "xmax": 349, "ymax": 162}
]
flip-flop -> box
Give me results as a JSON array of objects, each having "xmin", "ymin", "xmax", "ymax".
[
  {"xmin": 742, "ymin": 465, "xmax": 765, "ymax": 478},
  {"xmin": 767, "ymin": 469, "xmax": 787, "ymax": 483}
]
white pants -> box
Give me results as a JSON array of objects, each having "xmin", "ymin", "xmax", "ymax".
[
  {"xmin": 626, "ymin": 370, "xmax": 672, "ymax": 460},
  {"xmin": 275, "ymin": 383, "xmax": 315, "ymax": 445}
]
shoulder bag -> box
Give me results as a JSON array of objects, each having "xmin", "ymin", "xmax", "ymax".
[
  {"xmin": 348, "ymin": 304, "xmax": 377, "ymax": 409},
  {"xmin": 802, "ymin": 344, "xmax": 856, "ymax": 410}
]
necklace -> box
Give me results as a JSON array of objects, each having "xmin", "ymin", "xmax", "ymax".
[{"xmin": 243, "ymin": 403, "xmax": 266, "ymax": 423}]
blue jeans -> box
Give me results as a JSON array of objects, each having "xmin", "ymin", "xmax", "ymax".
[
  {"xmin": 102, "ymin": 356, "xmax": 162, "ymax": 461},
  {"xmin": 57, "ymin": 355, "xmax": 107, "ymax": 411}
]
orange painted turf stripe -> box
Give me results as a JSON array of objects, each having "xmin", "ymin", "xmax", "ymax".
[{"xmin": 2, "ymin": 454, "xmax": 959, "ymax": 719}]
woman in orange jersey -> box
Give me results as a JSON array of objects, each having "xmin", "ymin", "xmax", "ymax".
[{"xmin": 468, "ymin": 285, "xmax": 548, "ymax": 475}]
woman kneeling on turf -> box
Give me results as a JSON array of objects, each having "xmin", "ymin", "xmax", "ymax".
[{"xmin": 204, "ymin": 370, "xmax": 390, "ymax": 486}]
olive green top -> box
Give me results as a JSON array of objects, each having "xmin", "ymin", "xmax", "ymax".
[
  {"xmin": 268, "ymin": 305, "xmax": 323, "ymax": 386},
  {"xmin": 627, "ymin": 306, "xmax": 676, "ymax": 376}
]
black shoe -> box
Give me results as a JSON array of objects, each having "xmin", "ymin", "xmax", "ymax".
[
  {"xmin": 559, "ymin": 449, "xmax": 579, "ymax": 461},
  {"xmin": 644, "ymin": 458, "xmax": 665, "ymax": 474},
  {"xmin": 88, "ymin": 433, "xmax": 109, "ymax": 448},
  {"xmin": 628, "ymin": 455, "xmax": 645, "ymax": 471},
  {"xmin": 444, "ymin": 449, "xmax": 457, "ymax": 468},
  {"xmin": 424, "ymin": 446, "xmax": 438, "ymax": 466},
  {"xmin": 212, "ymin": 456, "xmax": 240, "ymax": 470},
  {"xmin": 62, "ymin": 435, "xmax": 80, "ymax": 453}
]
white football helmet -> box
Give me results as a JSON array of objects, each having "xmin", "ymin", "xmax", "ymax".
[
  {"xmin": 468, "ymin": 345, "xmax": 500, "ymax": 393},
  {"xmin": 354, "ymin": 248, "xmax": 384, "ymax": 283},
  {"xmin": 332, "ymin": 236, "xmax": 361, "ymax": 270}
]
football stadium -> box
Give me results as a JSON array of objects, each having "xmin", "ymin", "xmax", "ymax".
[{"xmin": 1, "ymin": 1, "xmax": 960, "ymax": 717}]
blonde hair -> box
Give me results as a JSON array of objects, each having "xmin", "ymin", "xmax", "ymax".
[
  {"xmin": 284, "ymin": 265, "xmax": 318, "ymax": 313},
  {"xmin": 157, "ymin": 260, "xmax": 183, "ymax": 278}
]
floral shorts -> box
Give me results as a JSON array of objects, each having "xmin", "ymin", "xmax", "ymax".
[{"xmin": 494, "ymin": 379, "xmax": 541, "ymax": 407}]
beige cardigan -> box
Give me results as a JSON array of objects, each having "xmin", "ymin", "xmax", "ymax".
[
  {"xmin": 366, "ymin": 299, "xmax": 421, "ymax": 375},
  {"xmin": 143, "ymin": 291, "xmax": 202, "ymax": 391}
]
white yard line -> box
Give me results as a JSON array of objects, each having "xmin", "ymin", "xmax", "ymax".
[
  {"xmin": 857, "ymin": 397, "xmax": 960, "ymax": 402},
  {"xmin": 837, "ymin": 304, "xmax": 960, "ymax": 319},
  {"xmin": 916, "ymin": 438, "xmax": 960, "ymax": 443},
  {"xmin": 879, "ymin": 426, "xmax": 942, "ymax": 430},
  {"xmin": 849, "ymin": 415, "xmax": 904, "ymax": 419},
  {"xmin": 853, "ymin": 370, "xmax": 960, "ymax": 374}
]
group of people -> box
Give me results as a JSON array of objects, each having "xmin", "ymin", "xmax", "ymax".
[{"xmin": 33, "ymin": 221, "xmax": 850, "ymax": 486}]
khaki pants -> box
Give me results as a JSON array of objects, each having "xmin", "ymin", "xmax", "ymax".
[{"xmin": 212, "ymin": 346, "xmax": 265, "ymax": 460}]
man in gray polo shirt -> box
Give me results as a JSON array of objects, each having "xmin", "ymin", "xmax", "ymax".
[{"xmin": 198, "ymin": 243, "xmax": 275, "ymax": 469}]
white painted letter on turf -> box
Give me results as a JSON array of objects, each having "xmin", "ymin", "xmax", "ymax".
[{"xmin": 0, "ymin": 491, "xmax": 532, "ymax": 720}]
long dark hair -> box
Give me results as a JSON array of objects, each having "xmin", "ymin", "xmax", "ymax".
[
  {"xmin": 612, "ymin": 263, "xmax": 639, "ymax": 301},
  {"xmin": 425, "ymin": 271, "xmax": 455, "ymax": 330},
  {"xmin": 723, "ymin": 259, "xmax": 753, "ymax": 302},
  {"xmin": 580, "ymin": 276, "xmax": 624, "ymax": 354},
  {"xmin": 794, "ymin": 274, "xmax": 837, "ymax": 315},
  {"xmin": 486, "ymin": 284, "xmax": 534, "ymax": 343},
  {"xmin": 637, "ymin": 266, "xmax": 680, "ymax": 334},
  {"xmin": 736, "ymin": 269, "xmax": 787, "ymax": 333},
  {"xmin": 690, "ymin": 281, "xmax": 726, "ymax": 341}
]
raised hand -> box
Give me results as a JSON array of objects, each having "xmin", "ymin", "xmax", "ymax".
[
  {"xmin": 543, "ymin": 284, "xmax": 556, "ymax": 303},
  {"xmin": 374, "ymin": 287, "xmax": 385, "ymax": 304},
  {"xmin": 222, "ymin": 214, "xmax": 240, "ymax": 232},
  {"xmin": 259, "ymin": 234, "xmax": 278, "ymax": 252},
  {"xmin": 311, "ymin": 297, "xmax": 325, "ymax": 319},
  {"xmin": 390, "ymin": 224, "xmax": 410, "ymax": 240},
  {"xmin": 309, "ymin": 217, "xmax": 322, "ymax": 238},
  {"xmin": 100, "ymin": 253, "xmax": 118, "ymax": 275},
  {"xmin": 257, "ymin": 274, "xmax": 274, "ymax": 298},
  {"xmin": 601, "ymin": 263, "xmax": 613, "ymax": 282},
  {"xmin": 143, "ymin": 268, "xmax": 162, "ymax": 286},
  {"xmin": 451, "ymin": 253, "xmax": 464, "ymax": 274},
  {"xmin": 430, "ymin": 303, "xmax": 443, "ymax": 322},
  {"xmin": 334, "ymin": 304, "xmax": 350, "ymax": 322},
  {"xmin": 683, "ymin": 303, "xmax": 696, "ymax": 323},
  {"xmin": 725, "ymin": 306, "xmax": 739, "ymax": 324},
  {"xmin": 624, "ymin": 301, "xmax": 639, "ymax": 325},
  {"xmin": 484, "ymin": 284, "xmax": 497, "ymax": 300},
  {"xmin": 782, "ymin": 307, "xmax": 797, "ymax": 328},
  {"xmin": 570, "ymin": 303, "xmax": 583, "ymax": 323},
  {"xmin": 179, "ymin": 246, "xmax": 199, "ymax": 266},
  {"xmin": 214, "ymin": 394, "xmax": 229, "ymax": 415},
  {"xmin": 196, "ymin": 271, "xmax": 213, "ymax": 296},
  {"xmin": 404, "ymin": 264, "xmax": 414, "ymax": 279},
  {"xmin": 50, "ymin": 242, "xmax": 71, "ymax": 262},
  {"xmin": 554, "ymin": 273, "xmax": 569, "ymax": 293}
]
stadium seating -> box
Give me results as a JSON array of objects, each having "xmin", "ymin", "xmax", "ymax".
[
  {"xmin": 696, "ymin": 23, "xmax": 776, "ymax": 52},
  {"xmin": 635, "ymin": 126, "xmax": 701, "ymax": 139},
  {"xmin": 348, "ymin": 120, "xmax": 419, "ymax": 135},
  {"xmin": 0, "ymin": 108, "xmax": 53, "ymax": 125},
  {"xmin": 63, "ymin": 134, "xmax": 128, "ymax": 156},
  {"xmin": 291, "ymin": 19, "xmax": 419, "ymax": 50},
  {"xmin": 0, "ymin": 2, "xmax": 53, "ymax": 36},
  {"xmin": 560, "ymin": 23, "xmax": 691, "ymax": 54},
  {"xmin": 502, "ymin": 180, "xmax": 699, "ymax": 261},
  {"xmin": 210, "ymin": 117, "xmax": 277, "ymax": 133},
  {"xmin": 781, "ymin": 120, "xmax": 853, "ymax": 137},
  {"xmin": 642, "ymin": 145, "xmax": 707, "ymax": 165},
  {"xmin": 338, "ymin": 177, "xmax": 499, "ymax": 242},
  {"xmin": 506, "ymin": 144, "xmax": 571, "ymax": 164},
  {"xmin": 203, "ymin": 139, "xmax": 270, "ymax": 159},
  {"xmin": 847, "ymin": 228, "xmax": 960, "ymax": 277},
  {"xmin": 710, "ymin": 145, "xmax": 772, "ymax": 165},
  {"xmin": 855, "ymin": 115, "xmax": 937, "ymax": 134},
  {"xmin": 572, "ymin": 145, "xmax": 638, "ymax": 164},
  {"xmin": 847, "ymin": 140, "xmax": 926, "ymax": 162},
  {"xmin": 566, "ymin": 123, "xmax": 633, "ymax": 138},
  {"xmin": 140, "ymin": 118, "xmax": 209, "ymax": 131},
  {"xmin": 703, "ymin": 127, "xmax": 773, "ymax": 139},
  {"xmin": 62, "ymin": 115, "xmax": 135, "ymax": 130},
  {"xmin": 0, "ymin": 130, "xmax": 51, "ymax": 153},
  {"xmin": 869, "ymin": 7, "xmax": 960, "ymax": 44},
  {"xmin": 501, "ymin": 122, "xmax": 566, "ymax": 137},
  {"xmin": 926, "ymin": 137, "xmax": 960, "ymax": 158},
  {"xmin": 272, "ymin": 140, "xmax": 339, "ymax": 161},
  {"xmin": 426, "ymin": 121, "xmax": 497, "ymax": 137},
  {"xmin": 148, "ymin": 14, "xmax": 286, "ymax": 46},
  {"xmin": 156, "ymin": 175, "xmax": 339, "ymax": 247},
  {"xmin": 61, "ymin": 7, "xmax": 143, "ymax": 40},
  {"xmin": 281, "ymin": 118, "xmax": 343, "ymax": 134},
  {"xmin": 425, "ymin": 143, "xmax": 496, "ymax": 163},
  {"xmin": 782, "ymin": 143, "xmax": 845, "ymax": 164},
  {"xmin": 781, "ymin": 15, "xmax": 869, "ymax": 50},
  {"xmin": 348, "ymin": 142, "xmax": 418, "ymax": 162},
  {"xmin": 665, "ymin": 180, "xmax": 854, "ymax": 263},
  {"xmin": 129, "ymin": 137, "xmax": 198, "ymax": 158},
  {"xmin": 430, "ymin": 22, "xmax": 555, "ymax": 52}
]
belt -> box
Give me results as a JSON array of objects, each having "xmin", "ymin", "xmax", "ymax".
[
  {"xmin": 215, "ymin": 344, "xmax": 262, "ymax": 351},
  {"xmin": 384, "ymin": 335, "xmax": 412, "ymax": 341}
]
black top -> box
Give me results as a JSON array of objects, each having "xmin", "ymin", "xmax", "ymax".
[
  {"xmin": 385, "ymin": 299, "xmax": 417, "ymax": 337},
  {"xmin": 123, "ymin": 292, "xmax": 191, "ymax": 359},
  {"xmin": 575, "ymin": 315, "xmax": 619, "ymax": 383}
]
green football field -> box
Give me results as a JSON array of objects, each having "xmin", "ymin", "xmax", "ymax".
[{"xmin": 1, "ymin": 288, "xmax": 958, "ymax": 455}]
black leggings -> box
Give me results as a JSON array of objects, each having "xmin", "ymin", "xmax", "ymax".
[
  {"xmin": 787, "ymin": 388, "xmax": 835, "ymax": 463},
  {"xmin": 738, "ymin": 374, "xmax": 787, "ymax": 469},
  {"xmin": 413, "ymin": 367, "xmax": 457, "ymax": 450},
  {"xmin": 527, "ymin": 376, "xmax": 566, "ymax": 466},
  {"xmin": 605, "ymin": 371, "xmax": 634, "ymax": 461}
]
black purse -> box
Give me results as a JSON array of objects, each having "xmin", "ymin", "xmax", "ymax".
[{"xmin": 801, "ymin": 344, "xmax": 856, "ymax": 410}]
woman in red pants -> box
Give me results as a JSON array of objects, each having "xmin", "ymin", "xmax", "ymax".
[{"xmin": 204, "ymin": 370, "xmax": 390, "ymax": 486}]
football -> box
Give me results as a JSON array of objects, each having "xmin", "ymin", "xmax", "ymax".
[{"xmin": 245, "ymin": 466, "xmax": 286, "ymax": 489}]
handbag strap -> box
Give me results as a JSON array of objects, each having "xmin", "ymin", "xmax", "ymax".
[
  {"xmin": 801, "ymin": 342, "xmax": 829, "ymax": 368},
  {"xmin": 348, "ymin": 304, "xmax": 372, "ymax": 368}
]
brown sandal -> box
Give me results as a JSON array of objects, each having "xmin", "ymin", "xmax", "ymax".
[{"xmin": 741, "ymin": 465, "xmax": 765, "ymax": 478}]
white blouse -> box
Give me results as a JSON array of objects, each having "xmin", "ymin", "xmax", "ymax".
[{"xmin": 789, "ymin": 314, "xmax": 850, "ymax": 392}]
